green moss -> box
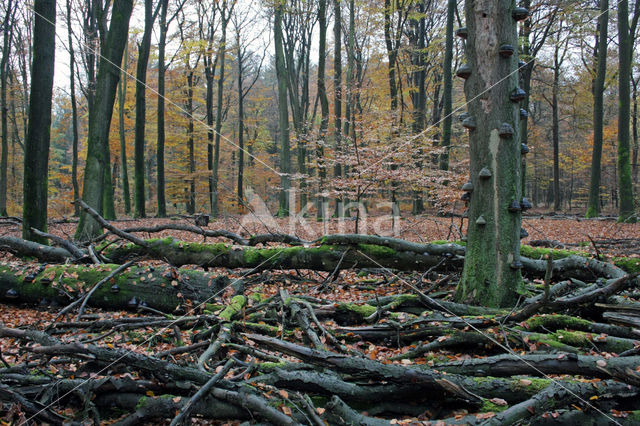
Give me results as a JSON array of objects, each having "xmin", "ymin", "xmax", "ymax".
[
  {"xmin": 553, "ymin": 330, "xmax": 590, "ymax": 347},
  {"xmin": 357, "ymin": 243, "xmax": 396, "ymax": 257},
  {"xmin": 613, "ymin": 257, "xmax": 640, "ymax": 273},
  {"xmin": 257, "ymin": 361, "xmax": 287, "ymax": 370},
  {"xmin": 336, "ymin": 303, "xmax": 377, "ymax": 318},
  {"xmin": 135, "ymin": 396, "xmax": 148, "ymax": 410},
  {"xmin": 520, "ymin": 245, "xmax": 588, "ymax": 260},
  {"xmin": 520, "ymin": 314, "xmax": 591, "ymax": 332},
  {"xmin": 219, "ymin": 295, "xmax": 246, "ymax": 321},
  {"xmin": 515, "ymin": 377, "xmax": 552, "ymax": 393},
  {"xmin": 480, "ymin": 399, "xmax": 508, "ymax": 413}
]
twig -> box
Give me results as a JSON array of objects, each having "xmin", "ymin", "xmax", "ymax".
[
  {"xmin": 169, "ymin": 358, "xmax": 235, "ymax": 426},
  {"xmin": 587, "ymin": 234, "xmax": 602, "ymax": 260},
  {"xmin": 50, "ymin": 261, "xmax": 134, "ymax": 322},
  {"xmin": 30, "ymin": 227, "xmax": 85, "ymax": 259},
  {"xmin": 543, "ymin": 255, "xmax": 553, "ymax": 305},
  {"xmin": 77, "ymin": 200, "xmax": 148, "ymax": 247},
  {"xmin": 76, "ymin": 261, "xmax": 135, "ymax": 319}
]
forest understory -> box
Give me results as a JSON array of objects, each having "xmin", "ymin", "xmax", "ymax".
[{"xmin": 0, "ymin": 210, "xmax": 639, "ymax": 425}]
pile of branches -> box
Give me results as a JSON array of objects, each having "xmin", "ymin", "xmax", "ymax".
[{"xmin": 0, "ymin": 202, "xmax": 639, "ymax": 424}]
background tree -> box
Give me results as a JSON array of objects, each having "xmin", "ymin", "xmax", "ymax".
[
  {"xmin": 456, "ymin": 0, "xmax": 524, "ymax": 307},
  {"xmin": 586, "ymin": 0, "xmax": 609, "ymax": 218},
  {"xmin": 210, "ymin": 0, "xmax": 233, "ymax": 218},
  {"xmin": 133, "ymin": 0, "xmax": 159, "ymax": 218},
  {"xmin": 22, "ymin": 0, "xmax": 56, "ymax": 243},
  {"xmin": 0, "ymin": 0, "xmax": 15, "ymax": 217},
  {"xmin": 76, "ymin": 0, "xmax": 133, "ymax": 240},
  {"xmin": 274, "ymin": 0, "xmax": 291, "ymax": 216},
  {"xmin": 617, "ymin": 0, "xmax": 636, "ymax": 222}
]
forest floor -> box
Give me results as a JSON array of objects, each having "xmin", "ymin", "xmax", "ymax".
[{"xmin": 0, "ymin": 212, "xmax": 639, "ymax": 425}]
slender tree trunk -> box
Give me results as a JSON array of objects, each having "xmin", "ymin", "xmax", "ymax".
[
  {"xmin": 586, "ymin": 0, "xmax": 608, "ymax": 218},
  {"xmin": 440, "ymin": 0, "xmax": 455, "ymax": 172},
  {"xmin": 156, "ymin": 0, "xmax": 168, "ymax": 217},
  {"xmin": 22, "ymin": 0, "xmax": 56, "ymax": 243},
  {"xmin": 383, "ymin": 0, "xmax": 398, "ymax": 112},
  {"xmin": 211, "ymin": 1, "xmax": 229, "ymax": 218},
  {"xmin": 632, "ymin": 76, "xmax": 638, "ymax": 182},
  {"xmin": 457, "ymin": 0, "xmax": 523, "ymax": 307},
  {"xmin": 65, "ymin": 0, "xmax": 80, "ymax": 217},
  {"xmin": 617, "ymin": 0, "xmax": 635, "ymax": 222},
  {"xmin": 519, "ymin": 0, "xmax": 533, "ymax": 198},
  {"xmin": 552, "ymin": 48, "xmax": 560, "ymax": 212},
  {"xmin": 133, "ymin": 0, "xmax": 156, "ymax": 218},
  {"xmin": 118, "ymin": 42, "xmax": 131, "ymax": 215},
  {"xmin": 274, "ymin": 3, "xmax": 290, "ymax": 217},
  {"xmin": 186, "ymin": 70, "xmax": 195, "ymax": 215},
  {"xmin": 0, "ymin": 0, "xmax": 14, "ymax": 217},
  {"xmin": 333, "ymin": 0, "xmax": 343, "ymax": 217},
  {"xmin": 76, "ymin": 0, "xmax": 133, "ymax": 240},
  {"xmin": 236, "ymin": 42, "xmax": 244, "ymax": 211},
  {"xmin": 316, "ymin": 0, "xmax": 329, "ymax": 221},
  {"xmin": 411, "ymin": 1, "xmax": 426, "ymax": 215}
]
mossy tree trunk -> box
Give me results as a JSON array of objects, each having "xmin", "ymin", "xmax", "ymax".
[
  {"xmin": 76, "ymin": 0, "xmax": 133, "ymax": 241},
  {"xmin": 22, "ymin": 0, "xmax": 56, "ymax": 244},
  {"xmin": 617, "ymin": 0, "xmax": 636, "ymax": 223},
  {"xmin": 457, "ymin": 0, "xmax": 524, "ymax": 307},
  {"xmin": 586, "ymin": 0, "xmax": 608, "ymax": 219}
]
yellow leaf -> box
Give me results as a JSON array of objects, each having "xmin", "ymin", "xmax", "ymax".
[
  {"xmin": 146, "ymin": 390, "xmax": 155, "ymax": 396},
  {"xmin": 589, "ymin": 395, "xmax": 599, "ymax": 400}
]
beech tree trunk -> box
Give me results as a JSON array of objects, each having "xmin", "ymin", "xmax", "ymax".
[
  {"xmin": 76, "ymin": 0, "xmax": 133, "ymax": 241},
  {"xmin": 457, "ymin": 0, "xmax": 523, "ymax": 307},
  {"xmin": 586, "ymin": 0, "xmax": 608, "ymax": 218},
  {"xmin": 134, "ymin": 0, "xmax": 156, "ymax": 219},
  {"xmin": 156, "ymin": 0, "xmax": 168, "ymax": 218},
  {"xmin": 316, "ymin": 0, "xmax": 329, "ymax": 221},
  {"xmin": 440, "ymin": 0, "xmax": 454, "ymax": 172},
  {"xmin": 0, "ymin": 0, "xmax": 14, "ymax": 217},
  {"xmin": 617, "ymin": 0, "xmax": 635, "ymax": 222},
  {"xmin": 274, "ymin": 3, "xmax": 290, "ymax": 217},
  {"xmin": 22, "ymin": 0, "xmax": 56, "ymax": 244},
  {"xmin": 118, "ymin": 42, "xmax": 131, "ymax": 215},
  {"xmin": 211, "ymin": 0, "xmax": 230, "ymax": 218}
]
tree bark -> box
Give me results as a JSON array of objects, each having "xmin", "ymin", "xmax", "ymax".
[
  {"xmin": 440, "ymin": 0, "xmax": 455, "ymax": 172},
  {"xmin": 22, "ymin": 0, "xmax": 56, "ymax": 243},
  {"xmin": 156, "ymin": 0, "xmax": 168, "ymax": 218},
  {"xmin": 457, "ymin": 0, "xmax": 523, "ymax": 307},
  {"xmin": 134, "ymin": 0, "xmax": 157, "ymax": 219},
  {"xmin": 211, "ymin": 0, "xmax": 230, "ymax": 218},
  {"xmin": 0, "ymin": 0, "xmax": 14, "ymax": 217},
  {"xmin": 76, "ymin": 0, "xmax": 133, "ymax": 240},
  {"xmin": 586, "ymin": 0, "xmax": 608, "ymax": 218},
  {"xmin": 0, "ymin": 262, "xmax": 228, "ymax": 313},
  {"xmin": 274, "ymin": 2, "xmax": 290, "ymax": 217},
  {"xmin": 118, "ymin": 41, "xmax": 131, "ymax": 215},
  {"xmin": 316, "ymin": 0, "xmax": 329, "ymax": 221},
  {"xmin": 618, "ymin": 0, "xmax": 636, "ymax": 222}
]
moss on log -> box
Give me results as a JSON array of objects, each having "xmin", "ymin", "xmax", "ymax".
[
  {"xmin": 0, "ymin": 263, "xmax": 228, "ymax": 313},
  {"xmin": 103, "ymin": 237, "xmax": 462, "ymax": 272}
]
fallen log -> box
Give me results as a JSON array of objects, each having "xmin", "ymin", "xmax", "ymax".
[
  {"xmin": 435, "ymin": 353, "xmax": 640, "ymax": 386},
  {"xmin": 244, "ymin": 332, "xmax": 483, "ymax": 406},
  {"xmin": 0, "ymin": 263, "xmax": 229, "ymax": 313}
]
